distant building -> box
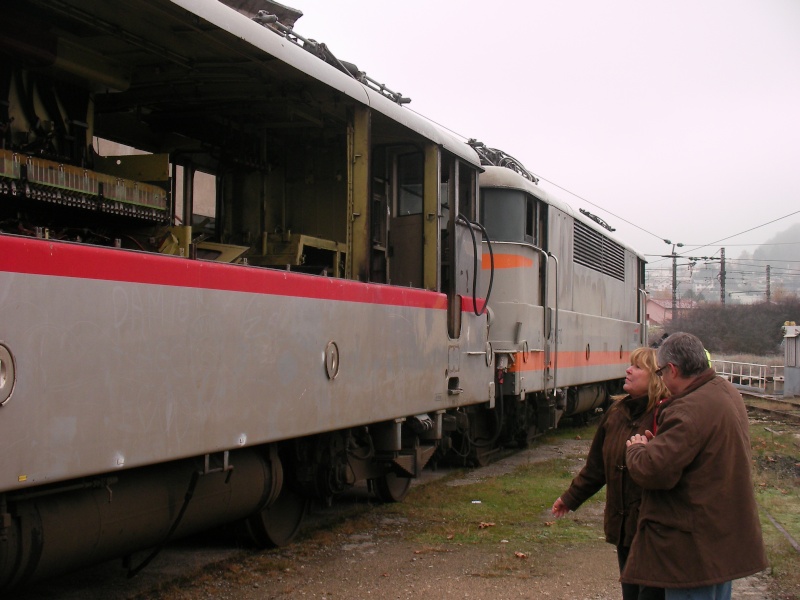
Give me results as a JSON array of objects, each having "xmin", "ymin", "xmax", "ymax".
[{"xmin": 646, "ymin": 298, "xmax": 697, "ymax": 326}]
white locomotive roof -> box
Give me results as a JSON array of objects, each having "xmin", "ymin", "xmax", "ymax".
[
  {"xmin": 480, "ymin": 165, "xmax": 644, "ymax": 259},
  {"xmin": 170, "ymin": 0, "xmax": 480, "ymax": 166}
]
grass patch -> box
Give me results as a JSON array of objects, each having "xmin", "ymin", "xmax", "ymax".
[
  {"xmin": 750, "ymin": 420, "xmax": 800, "ymax": 598},
  {"xmin": 382, "ymin": 426, "xmax": 607, "ymax": 555},
  {"xmin": 395, "ymin": 458, "xmax": 604, "ymax": 546}
]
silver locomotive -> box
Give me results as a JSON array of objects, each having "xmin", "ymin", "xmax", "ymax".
[{"xmin": 0, "ymin": 0, "xmax": 644, "ymax": 589}]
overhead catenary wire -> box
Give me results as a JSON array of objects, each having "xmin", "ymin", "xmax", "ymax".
[
  {"xmin": 676, "ymin": 209, "xmax": 800, "ymax": 256},
  {"xmin": 403, "ymin": 107, "xmax": 671, "ymax": 242},
  {"xmin": 360, "ymin": 83, "xmax": 800, "ymax": 298},
  {"xmin": 405, "ymin": 104, "xmax": 799, "ymax": 263}
]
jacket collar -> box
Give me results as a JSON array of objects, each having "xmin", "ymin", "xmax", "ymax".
[
  {"xmin": 667, "ymin": 368, "xmax": 717, "ymax": 402},
  {"xmin": 620, "ymin": 394, "xmax": 649, "ymax": 419}
]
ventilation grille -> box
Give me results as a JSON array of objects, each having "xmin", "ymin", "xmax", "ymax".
[{"xmin": 574, "ymin": 220, "xmax": 625, "ymax": 281}]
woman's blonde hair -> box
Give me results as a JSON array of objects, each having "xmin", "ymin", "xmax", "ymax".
[{"xmin": 614, "ymin": 347, "xmax": 670, "ymax": 412}]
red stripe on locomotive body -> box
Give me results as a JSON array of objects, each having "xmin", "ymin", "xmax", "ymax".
[
  {"xmin": 0, "ymin": 235, "xmax": 448, "ymax": 310},
  {"xmin": 461, "ymin": 295, "xmax": 487, "ymax": 314},
  {"xmin": 508, "ymin": 350, "xmax": 628, "ymax": 373}
]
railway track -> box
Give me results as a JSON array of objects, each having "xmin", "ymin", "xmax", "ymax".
[
  {"xmin": 742, "ymin": 393, "xmax": 800, "ymax": 562},
  {"xmin": 7, "ymin": 464, "xmax": 457, "ymax": 600},
  {"xmin": 742, "ymin": 393, "xmax": 800, "ymax": 424}
]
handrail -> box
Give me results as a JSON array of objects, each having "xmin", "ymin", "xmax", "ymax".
[
  {"xmin": 533, "ymin": 244, "xmax": 550, "ymax": 397},
  {"xmin": 638, "ymin": 288, "xmax": 648, "ymax": 347},
  {"xmin": 548, "ymin": 252, "xmax": 559, "ymax": 396},
  {"xmin": 712, "ymin": 360, "xmax": 784, "ymax": 395},
  {"xmin": 483, "ymin": 240, "xmax": 551, "ymax": 396}
]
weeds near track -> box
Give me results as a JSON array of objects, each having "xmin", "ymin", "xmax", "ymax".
[{"xmin": 750, "ymin": 418, "xmax": 800, "ymax": 598}]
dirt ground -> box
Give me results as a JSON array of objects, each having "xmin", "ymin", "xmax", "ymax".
[{"xmin": 140, "ymin": 438, "xmax": 776, "ymax": 600}]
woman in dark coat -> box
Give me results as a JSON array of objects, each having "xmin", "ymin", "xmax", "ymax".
[{"xmin": 551, "ymin": 347, "xmax": 667, "ymax": 600}]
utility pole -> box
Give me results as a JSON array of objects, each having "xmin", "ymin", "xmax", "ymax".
[
  {"xmin": 719, "ymin": 248, "xmax": 726, "ymax": 305},
  {"xmin": 766, "ymin": 265, "xmax": 771, "ymax": 303},
  {"xmin": 672, "ymin": 248, "xmax": 678, "ymax": 322},
  {"xmin": 661, "ymin": 240, "xmax": 683, "ymax": 323}
]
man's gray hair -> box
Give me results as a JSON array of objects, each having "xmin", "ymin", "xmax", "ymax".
[{"xmin": 657, "ymin": 332, "xmax": 708, "ymax": 377}]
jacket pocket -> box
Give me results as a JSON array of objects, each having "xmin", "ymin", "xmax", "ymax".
[{"xmin": 637, "ymin": 520, "xmax": 704, "ymax": 584}]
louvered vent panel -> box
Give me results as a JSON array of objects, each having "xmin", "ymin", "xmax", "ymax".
[{"xmin": 574, "ymin": 220, "xmax": 625, "ymax": 281}]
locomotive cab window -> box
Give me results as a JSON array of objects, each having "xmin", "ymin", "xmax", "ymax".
[
  {"xmin": 480, "ymin": 188, "xmax": 539, "ymax": 245},
  {"xmin": 396, "ymin": 152, "xmax": 424, "ymax": 216}
]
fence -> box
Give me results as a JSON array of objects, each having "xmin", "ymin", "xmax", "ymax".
[{"xmin": 712, "ymin": 360, "xmax": 784, "ymax": 395}]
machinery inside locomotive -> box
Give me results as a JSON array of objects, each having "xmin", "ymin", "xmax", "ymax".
[
  {"xmin": 0, "ymin": 6, "xmax": 344, "ymax": 271},
  {"xmin": 0, "ymin": 0, "xmax": 480, "ymax": 298}
]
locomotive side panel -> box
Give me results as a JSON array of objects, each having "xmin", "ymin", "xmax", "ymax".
[
  {"xmin": 0, "ymin": 237, "xmax": 469, "ymax": 492},
  {"xmin": 547, "ymin": 206, "xmax": 575, "ymax": 314},
  {"xmin": 482, "ymin": 247, "xmax": 546, "ymax": 351},
  {"xmin": 571, "ymin": 222, "xmax": 638, "ymax": 323},
  {"xmin": 550, "ymin": 210, "xmax": 636, "ymax": 386}
]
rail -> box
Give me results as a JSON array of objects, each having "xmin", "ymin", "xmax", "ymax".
[{"xmin": 712, "ymin": 360, "xmax": 784, "ymax": 396}]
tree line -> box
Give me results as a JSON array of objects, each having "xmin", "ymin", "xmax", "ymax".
[{"xmin": 661, "ymin": 298, "xmax": 800, "ymax": 356}]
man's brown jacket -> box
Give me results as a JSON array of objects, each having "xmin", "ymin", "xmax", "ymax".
[{"xmin": 623, "ymin": 370, "xmax": 768, "ymax": 588}]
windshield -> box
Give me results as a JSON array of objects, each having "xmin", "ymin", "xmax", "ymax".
[{"xmin": 480, "ymin": 188, "xmax": 527, "ymax": 242}]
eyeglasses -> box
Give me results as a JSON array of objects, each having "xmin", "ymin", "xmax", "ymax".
[{"xmin": 655, "ymin": 364, "xmax": 668, "ymax": 377}]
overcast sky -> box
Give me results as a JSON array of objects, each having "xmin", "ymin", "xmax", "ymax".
[{"xmin": 288, "ymin": 0, "xmax": 800, "ymax": 271}]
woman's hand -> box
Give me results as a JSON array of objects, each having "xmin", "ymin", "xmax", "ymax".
[{"xmin": 551, "ymin": 497, "xmax": 570, "ymax": 517}]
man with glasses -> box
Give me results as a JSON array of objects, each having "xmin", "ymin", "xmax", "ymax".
[{"xmin": 621, "ymin": 332, "xmax": 767, "ymax": 600}]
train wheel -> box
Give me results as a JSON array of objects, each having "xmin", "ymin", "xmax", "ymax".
[
  {"xmin": 470, "ymin": 443, "xmax": 498, "ymax": 467},
  {"xmin": 371, "ymin": 471, "xmax": 411, "ymax": 503},
  {"xmin": 572, "ymin": 410, "xmax": 591, "ymax": 426},
  {"xmin": 467, "ymin": 408, "xmax": 500, "ymax": 467},
  {"xmin": 246, "ymin": 484, "xmax": 309, "ymax": 548}
]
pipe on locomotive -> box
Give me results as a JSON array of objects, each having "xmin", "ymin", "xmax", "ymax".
[{"xmin": 456, "ymin": 214, "xmax": 494, "ymax": 316}]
